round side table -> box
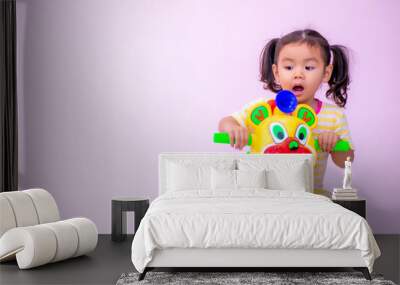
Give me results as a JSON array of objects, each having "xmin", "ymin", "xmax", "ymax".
[{"xmin": 111, "ymin": 197, "xmax": 149, "ymax": 242}]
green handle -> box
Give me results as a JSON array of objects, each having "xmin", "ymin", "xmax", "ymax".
[
  {"xmin": 213, "ymin": 132, "xmax": 252, "ymax": 146},
  {"xmin": 213, "ymin": 132, "xmax": 350, "ymax": 152},
  {"xmin": 314, "ymin": 139, "xmax": 350, "ymax": 152}
]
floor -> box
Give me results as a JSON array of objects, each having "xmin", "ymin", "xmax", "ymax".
[
  {"xmin": 0, "ymin": 235, "xmax": 134, "ymax": 285},
  {"xmin": 0, "ymin": 234, "xmax": 399, "ymax": 285}
]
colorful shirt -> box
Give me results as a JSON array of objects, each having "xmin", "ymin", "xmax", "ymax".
[{"xmin": 231, "ymin": 96, "xmax": 354, "ymax": 192}]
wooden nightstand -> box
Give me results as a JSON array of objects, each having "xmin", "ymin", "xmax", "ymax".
[{"xmin": 332, "ymin": 199, "xmax": 366, "ymax": 219}]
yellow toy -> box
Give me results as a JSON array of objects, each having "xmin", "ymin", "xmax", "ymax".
[
  {"xmin": 245, "ymin": 90, "xmax": 317, "ymax": 158},
  {"xmin": 213, "ymin": 90, "xmax": 351, "ymax": 159}
]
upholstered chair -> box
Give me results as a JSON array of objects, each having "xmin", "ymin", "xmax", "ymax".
[{"xmin": 0, "ymin": 188, "xmax": 98, "ymax": 269}]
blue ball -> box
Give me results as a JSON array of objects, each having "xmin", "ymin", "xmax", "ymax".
[{"xmin": 276, "ymin": 90, "xmax": 298, "ymax": 113}]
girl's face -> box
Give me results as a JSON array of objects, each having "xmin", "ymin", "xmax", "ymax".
[{"xmin": 272, "ymin": 43, "xmax": 333, "ymax": 106}]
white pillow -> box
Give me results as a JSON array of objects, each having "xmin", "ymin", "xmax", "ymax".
[
  {"xmin": 266, "ymin": 166, "xmax": 307, "ymax": 191},
  {"xmin": 236, "ymin": 169, "xmax": 267, "ymax": 189},
  {"xmin": 211, "ymin": 168, "xmax": 268, "ymax": 190},
  {"xmin": 211, "ymin": 168, "xmax": 236, "ymax": 190},
  {"xmin": 166, "ymin": 159, "xmax": 236, "ymax": 191},
  {"xmin": 238, "ymin": 158, "xmax": 308, "ymax": 191},
  {"xmin": 167, "ymin": 162, "xmax": 211, "ymax": 191}
]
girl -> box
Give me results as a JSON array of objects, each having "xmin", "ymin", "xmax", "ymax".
[{"xmin": 218, "ymin": 29, "xmax": 355, "ymax": 195}]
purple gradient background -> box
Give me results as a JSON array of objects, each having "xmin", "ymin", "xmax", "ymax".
[{"xmin": 16, "ymin": 0, "xmax": 400, "ymax": 233}]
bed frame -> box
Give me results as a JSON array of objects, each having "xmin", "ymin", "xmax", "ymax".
[{"xmin": 138, "ymin": 153, "xmax": 372, "ymax": 280}]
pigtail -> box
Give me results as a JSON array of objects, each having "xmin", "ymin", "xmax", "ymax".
[
  {"xmin": 260, "ymin": 38, "xmax": 281, "ymax": 92},
  {"xmin": 326, "ymin": 45, "xmax": 350, "ymax": 107}
]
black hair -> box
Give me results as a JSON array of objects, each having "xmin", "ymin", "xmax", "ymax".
[{"xmin": 260, "ymin": 29, "xmax": 350, "ymax": 107}]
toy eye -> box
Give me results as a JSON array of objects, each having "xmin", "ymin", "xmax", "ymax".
[
  {"xmin": 270, "ymin": 122, "xmax": 288, "ymax": 144},
  {"xmin": 295, "ymin": 124, "xmax": 308, "ymax": 145}
]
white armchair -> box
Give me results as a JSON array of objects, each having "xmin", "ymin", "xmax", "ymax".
[{"xmin": 0, "ymin": 188, "xmax": 98, "ymax": 269}]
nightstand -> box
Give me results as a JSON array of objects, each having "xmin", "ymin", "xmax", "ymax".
[
  {"xmin": 332, "ymin": 199, "xmax": 366, "ymax": 219},
  {"xmin": 111, "ymin": 197, "xmax": 149, "ymax": 242}
]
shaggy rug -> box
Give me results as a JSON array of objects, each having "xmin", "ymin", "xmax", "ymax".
[{"xmin": 116, "ymin": 271, "xmax": 397, "ymax": 285}]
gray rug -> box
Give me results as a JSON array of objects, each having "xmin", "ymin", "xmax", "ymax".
[{"xmin": 116, "ymin": 271, "xmax": 397, "ymax": 285}]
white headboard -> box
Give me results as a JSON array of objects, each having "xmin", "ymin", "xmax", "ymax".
[{"xmin": 159, "ymin": 152, "xmax": 314, "ymax": 195}]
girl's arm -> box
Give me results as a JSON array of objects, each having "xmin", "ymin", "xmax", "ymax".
[{"xmin": 218, "ymin": 116, "xmax": 240, "ymax": 132}]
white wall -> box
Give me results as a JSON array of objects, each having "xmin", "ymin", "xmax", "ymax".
[{"xmin": 17, "ymin": 0, "xmax": 400, "ymax": 233}]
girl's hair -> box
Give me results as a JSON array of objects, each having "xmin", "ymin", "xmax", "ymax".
[{"xmin": 260, "ymin": 29, "xmax": 350, "ymax": 107}]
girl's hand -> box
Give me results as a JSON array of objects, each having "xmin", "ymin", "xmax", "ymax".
[
  {"xmin": 317, "ymin": 131, "xmax": 340, "ymax": 153},
  {"xmin": 227, "ymin": 125, "xmax": 249, "ymax": 150},
  {"xmin": 218, "ymin": 116, "xmax": 249, "ymax": 150}
]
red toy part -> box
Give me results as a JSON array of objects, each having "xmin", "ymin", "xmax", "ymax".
[
  {"xmin": 267, "ymin": 99, "xmax": 276, "ymax": 114},
  {"xmin": 264, "ymin": 138, "xmax": 312, "ymax": 154}
]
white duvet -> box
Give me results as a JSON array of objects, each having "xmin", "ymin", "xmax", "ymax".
[{"xmin": 131, "ymin": 189, "xmax": 380, "ymax": 273}]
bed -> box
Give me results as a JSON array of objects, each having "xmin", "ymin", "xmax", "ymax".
[{"xmin": 131, "ymin": 153, "xmax": 381, "ymax": 281}]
